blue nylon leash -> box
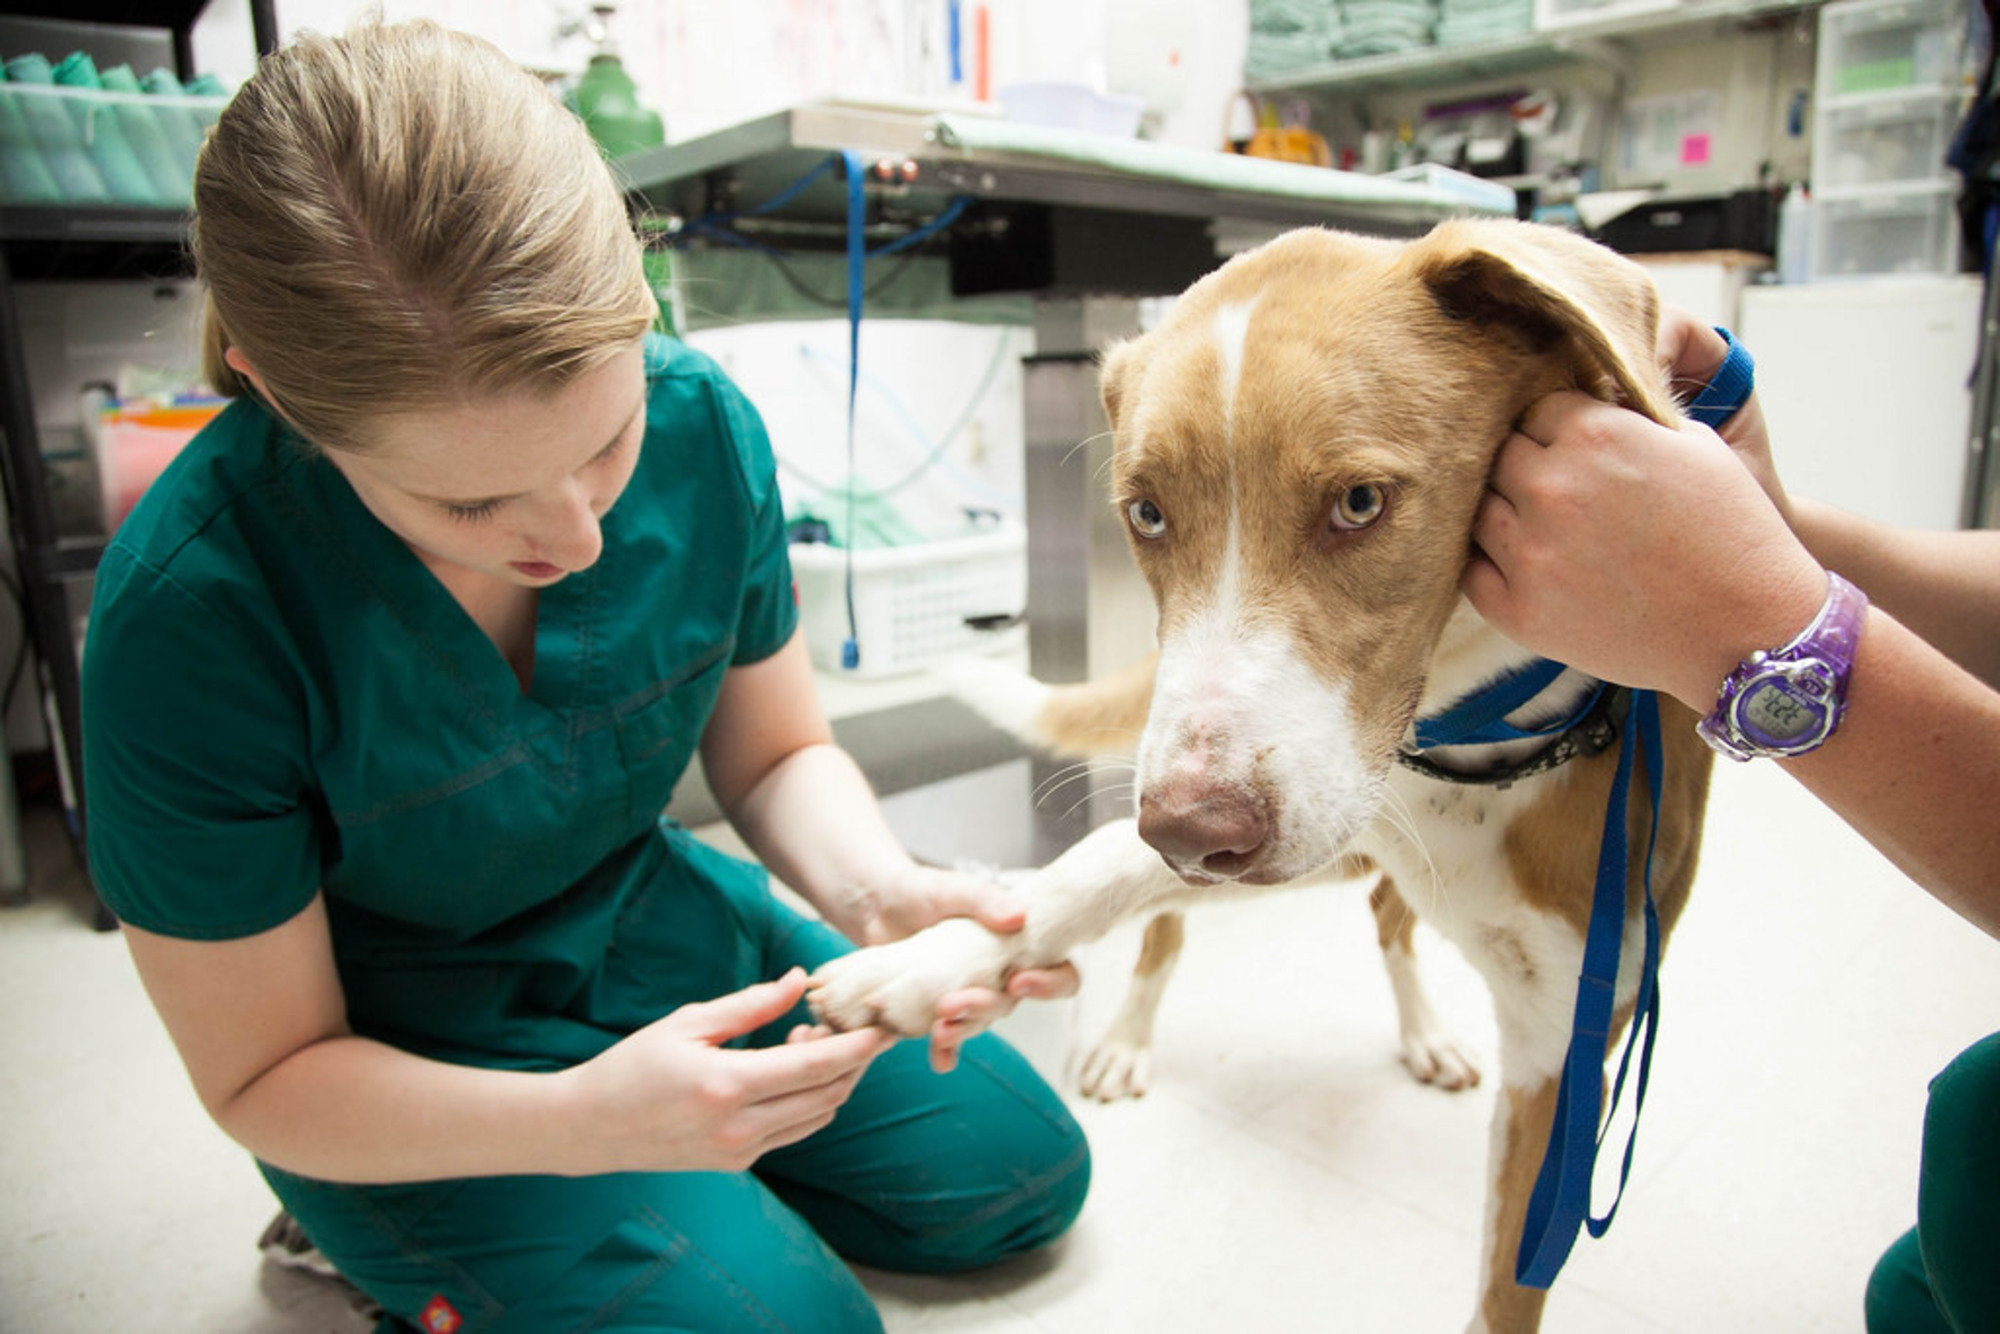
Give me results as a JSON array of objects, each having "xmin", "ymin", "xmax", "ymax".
[
  {"xmin": 1408, "ymin": 662, "xmax": 1664, "ymax": 1290},
  {"xmin": 1513, "ymin": 685, "xmax": 1664, "ymax": 1288},
  {"xmin": 832, "ymin": 153, "xmax": 970, "ymax": 669},
  {"xmin": 841, "ymin": 150, "xmax": 866, "ymax": 669},
  {"xmin": 1684, "ymin": 327, "xmax": 1754, "ymax": 429},
  {"xmin": 1413, "ymin": 657, "xmax": 1598, "ymax": 751},
  {"xmin": 673, "ymin": 150, "xmax": 971, "ymax": 671}
]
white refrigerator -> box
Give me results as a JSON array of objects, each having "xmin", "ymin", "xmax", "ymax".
[{"xmin": 1738, "ymin": 275, "xmax": 1984, "ymax": 532}]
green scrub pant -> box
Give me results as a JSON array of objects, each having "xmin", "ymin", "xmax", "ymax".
[
  {"xmin": 264, "ymin": 904, "xmax": 1091, "ymax": 1332},
  {"xmin": 1865, "ymin": 1031, "xmax": 2000, "ymax": 1333}
]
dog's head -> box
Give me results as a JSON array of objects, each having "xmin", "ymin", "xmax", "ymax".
[{"xmin": 1102, "ymin": 219, "xmax": 1675, "ymax": 886}]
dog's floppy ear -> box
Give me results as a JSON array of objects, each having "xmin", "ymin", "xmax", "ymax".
[
  {"xmin": 1410, "ymin": 220, "xmax": 1677, "ymax": 426},
  {"xmin": 1098, "ymin": 336, "xmax": 1141, "ymax": 431}
]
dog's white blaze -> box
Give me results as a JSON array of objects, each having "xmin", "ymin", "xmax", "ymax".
[
  {"xmin": 1214, "ymin": 299, "xmax": 1257, "ymax": 601},
  {"xmin": 1212, "ymin": 300, "xmax": 1257, "ymax": 436}
]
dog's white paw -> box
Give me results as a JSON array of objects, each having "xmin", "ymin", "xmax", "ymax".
[
  {"xmin": 1399, "ymin": 1031, "xmax": 1482, "ymax": 1091},
  {"xmin": 932, "ymin": 656, "xmax": 1050, "ymax": 742},
  {"xmin": 806, "ymin": 917, "xmax": 1016, "ymax": 1036},
  {"xmin": 1075, "ymin": 1037, "xmax": 1153, "ymax": 1102}
]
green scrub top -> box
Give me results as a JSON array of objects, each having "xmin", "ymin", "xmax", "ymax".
[{"xmin": 82, "ymin": 333, "xmax": 800, "ymax": 1071}]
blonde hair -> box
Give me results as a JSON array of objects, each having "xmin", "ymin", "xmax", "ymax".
[{"xmin": 193, "ymin": 20, "xmax": 657, "ymax": 453}]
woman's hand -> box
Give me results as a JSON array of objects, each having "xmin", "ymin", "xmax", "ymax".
[
  {"xmin": 1656, "ymin": 306, "xmax": 1791, "ymax": 526},
  {"xmin": 1463, "ymin": 391, "xmax": 1826, "ymax": 710},
  {"xmin": 838, "ymin": 863, "xmax": 1080, "ymax": 1073},
  {"xmin": 566, "ymin": 968, "xmax": 896, "ymax": 1174}
]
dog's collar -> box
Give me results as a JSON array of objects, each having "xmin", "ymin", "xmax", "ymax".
[{"xmin": 1396, "ymin": 658, "xmax": 1630, "ymax": 789}]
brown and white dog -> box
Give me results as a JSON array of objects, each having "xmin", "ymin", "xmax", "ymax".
[{"xmin": 807, "ymin": 218, "xmax": 1715, "ymax": 1331}]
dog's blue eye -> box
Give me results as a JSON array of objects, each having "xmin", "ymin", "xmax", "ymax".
[
  {"xmin": 1126, "ymin": 498, "xmax": 1167, "ymax": 538},
  {"xmin": 1331, "ymin": 484, "xmax": 1387, "ymax": 532}
]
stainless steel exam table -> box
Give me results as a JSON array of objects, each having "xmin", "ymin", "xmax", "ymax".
[{"xmin": 623, "ymin": 102, "xmax": 1508, "ymax": 850}]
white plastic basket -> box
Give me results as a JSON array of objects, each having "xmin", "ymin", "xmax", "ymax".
[{"xmin": 788, "ymin": 524, "xmax": 1028, "ymax": 678}]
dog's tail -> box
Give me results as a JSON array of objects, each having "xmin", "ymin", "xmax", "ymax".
[{"xmin": 938, "ymin": 652, "xmax": 1156, "ymax": 759}]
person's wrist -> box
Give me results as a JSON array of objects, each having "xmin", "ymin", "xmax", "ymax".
[
  {"xmin": 541, "ymin": 1062, "xmax": 615, "ymax": 1177},
  {"xmin": 1695, "ymin": 570, "xmax": 1868, "ymax": 761},
  {"xmin": 1674, "ymin": 560, "xmax": 1830, "ymax": 710}
]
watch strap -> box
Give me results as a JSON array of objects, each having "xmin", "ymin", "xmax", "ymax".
[
  {"xmin": 1687, "ymin": 327, "xmax": 1754, "ymax": 429},
  {"xmin": 1788, "ymin": 569, "xmax": 1867, "ymax": 683},
  {"xmin": 1698, "ymin": 571, "xmax": 1869, "ymax": 760}
]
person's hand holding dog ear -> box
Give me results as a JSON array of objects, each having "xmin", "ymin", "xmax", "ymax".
[{"xmin": 1462, "ymin": 390, "xmax": 1826, "ymax": 713}]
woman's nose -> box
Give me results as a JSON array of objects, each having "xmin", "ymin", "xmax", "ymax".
[{"xmin": 531, "ymin": 481, "xmax": 603, "ymax": 571}]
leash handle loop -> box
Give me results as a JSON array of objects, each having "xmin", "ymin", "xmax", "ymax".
[{"xmin": 1686, "ymin": 326, "xmax": 1754, "ymax": 429}]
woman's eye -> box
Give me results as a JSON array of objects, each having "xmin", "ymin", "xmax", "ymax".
[
  {"xmin": 1126, "ymin": 498, "xmax": 1167, "ymax": 538},
  {"xmin": 444, "ymin": 499, "xmax": 501, "ymax": 523},
  {"xmin": 1331, "ymin": 484, "xmax": 1387, "ymax": 532}
]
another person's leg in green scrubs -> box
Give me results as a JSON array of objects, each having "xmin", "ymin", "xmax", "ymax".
[{"xmin": 1865, "ymin": 1031, "xmax": 2000, "ymax": 1332}]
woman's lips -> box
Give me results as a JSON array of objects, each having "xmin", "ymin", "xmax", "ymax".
[{"xmin": 510, "ymin": 561, "xmax": 563, "ymax": 580}]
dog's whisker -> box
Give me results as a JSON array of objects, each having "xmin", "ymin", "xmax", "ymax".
[
  {"xmin": 1057, "ymin": 784, "xmax": 1135, "ymax": 824},
  {"xmin": 1036, "ymin": 774, "xmax": 1137, "ymax": 815},
  {"xmin": 1032, "ymin": 761, "xmax": 1128, "ymax": 804},
  {"xmin": 1061, "ymin": 428, "xmax": 1115, "ymax": 468}
]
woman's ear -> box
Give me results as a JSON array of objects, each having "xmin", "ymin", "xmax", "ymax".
[{"xmin": 222, "ymin": 345, "xmax": 266, "ymax": 398}]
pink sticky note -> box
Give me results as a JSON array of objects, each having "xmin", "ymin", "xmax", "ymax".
[{"xmin": 1681, "ymin": 133, "xmax": 1711, "ymax": 166}]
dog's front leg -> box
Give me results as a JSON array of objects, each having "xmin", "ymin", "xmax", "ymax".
[
  {"xmin": 1472, "ymin": 1072, "xmax": 1560, "ymax": 1334},
  {"xmin": 1075, "ymin": 910, "xmax": 1185, "ymax": 1100},
  {"xmin": 807, "ymin": 817, "xmax": 1186, "ymax": 1036}
]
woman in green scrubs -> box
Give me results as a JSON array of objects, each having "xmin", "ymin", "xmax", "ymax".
[{"xmin": 81, "ymin": 22, "xmax": 1087, "ymax": 1332}]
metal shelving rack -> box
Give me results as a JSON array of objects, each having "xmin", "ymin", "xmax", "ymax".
[{"xmin": 0, "ymin": 1, "xmax": 277, "ymax": 926}]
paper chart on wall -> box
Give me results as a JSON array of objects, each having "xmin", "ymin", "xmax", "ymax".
[{"xmin": 1617, "ymin": 91, "xmax": 1721, "ymax": 182}]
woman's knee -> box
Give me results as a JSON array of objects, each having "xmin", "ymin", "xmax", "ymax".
[
  {"xmin": 884, "ymin": 1043, "xmax": 1092, "ymax": 1273},
  {"xmin": 1912, "ymin": 1032, "xmax": 2000, "ymax": 1330},
  {"xmin": 1866, "ymin": 1227, "xmax": 1951, "ymax": 1334},
  {"xmin": 911, "ymin": 1124, "xmax": 1091, "ymax": 1272}
]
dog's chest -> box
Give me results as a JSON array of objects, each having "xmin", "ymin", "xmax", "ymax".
[{"xmin": 1356, "ymin": 770, "xmax": 1547, "ymax": 940}]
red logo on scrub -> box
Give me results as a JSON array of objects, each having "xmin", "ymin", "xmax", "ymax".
[{"xmin": 419, "ymin": 1294, "xmax": 463, "ymax": 1333}]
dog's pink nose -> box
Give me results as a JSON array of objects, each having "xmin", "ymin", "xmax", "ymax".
[{"xmin": 1138, "ymin": 781, "xmax": 1269, "ymax": 879}]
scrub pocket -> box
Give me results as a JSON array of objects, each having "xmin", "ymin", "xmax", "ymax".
[{"xmin": 612, "ymin": 642, "xmax": 729, "ymax": 827}]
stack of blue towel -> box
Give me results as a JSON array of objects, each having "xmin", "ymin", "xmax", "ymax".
[
  {"xmin": 1246, "ymin": 0, "xmax": 1341, "ymax": 80},
  {"xmin": 1434, "ymin": 0, "xmax": 1535, "ymax": 46},
  {"xmin": 1333, "ymin": 0, "xmax": 1438, "ymax": 57}
]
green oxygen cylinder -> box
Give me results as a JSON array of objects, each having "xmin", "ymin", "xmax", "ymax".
[
  {"xmin": 0, "ymin": 62, "xmax": 63, "ymax": 203},
  {"xmin": 52, "ymin": 51, "xmax": 166, "ymax": 205},
  {"xmin": 568, "ymin": 52, "xmax": 663, "ymax": 162},
  {"xmin": 5, "ymin": 52, "xmax": 109, "ymax": 203},
  {"xmin": 100, "ymin": 62, "xmax": 188, "ymax": 205}
]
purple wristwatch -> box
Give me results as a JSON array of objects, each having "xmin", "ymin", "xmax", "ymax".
[{"xmin": 1697, "ymin": 571, "xmax": 1869, "ymax": 762}]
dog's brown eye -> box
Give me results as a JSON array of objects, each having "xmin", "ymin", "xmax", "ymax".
[
  {"xmin": 1331, "ymin": 484, "xmax": 1387, "ymax": 532},
  {"xmin": 1127, "ymin": 498, "xmax": 1167, "ymax": 539}
]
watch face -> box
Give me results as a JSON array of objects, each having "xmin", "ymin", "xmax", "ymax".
[{"xmin": 1738, "ymin": 676, "xmax": 1826, "ymax": 747}]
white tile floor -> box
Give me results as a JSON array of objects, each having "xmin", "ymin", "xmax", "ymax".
[{"xmin": 3, "ymin": 754, "xmax": 1995, "ymax": 1332}]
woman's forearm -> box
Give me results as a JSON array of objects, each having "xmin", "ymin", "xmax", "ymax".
[
  {"xmin": 1729, "ymin": 606, "xmax": 2000, "ymax": 939},
  {"xmin": 1790, "ymin": 499, "xmax": 2000, "ymax": 689},
  {"xmin": 213, "ymin": 1032, "xmax": 594, "ymax": 1184},
  {"xmin": 723, "ymin": 740, "xmax": 916, "ymax": 939}
]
